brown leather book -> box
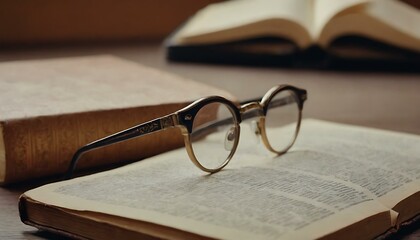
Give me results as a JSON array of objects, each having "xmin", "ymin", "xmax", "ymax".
[{"xmin": 0, "ymin": 55, "xmax": 233, "ymax": 184}]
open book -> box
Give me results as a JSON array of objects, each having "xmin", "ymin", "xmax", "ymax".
[
  {"xmin": 19, "ymin": 120, "xmax": 420, "ymax": 239},
  {"xmin": 166, "ymin": 0, "xmax": 420, "ymax": 70}
]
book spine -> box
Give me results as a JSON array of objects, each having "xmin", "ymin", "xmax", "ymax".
[
  {"xmin": 2, "ymin": 103, "xmax": 187, "ymax": 184},
  {"xmin": 19, "ymin": 196, "xmax": 87, "ymax": 239}
]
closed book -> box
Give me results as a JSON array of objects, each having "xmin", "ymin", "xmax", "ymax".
[{"xmin": 0, "ymin": 55, "xmax": 233, "ymax": 184}]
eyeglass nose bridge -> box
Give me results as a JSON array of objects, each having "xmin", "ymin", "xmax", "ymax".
[
  {"xmin": 240, "ymin": 101, "xmax": 263, "ymax": 115},
  {"xmin": 240, "ymin": 100, "xmax": 265, "ymax": 138},
  {"xmin": 240, "ymin": 101, "xmax": 276, "ymax": 152},
  {"xmin": 240, "ymin": 102, "xmax": 265, "ymax": 127}
]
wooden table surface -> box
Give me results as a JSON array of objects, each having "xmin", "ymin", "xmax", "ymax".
[{"xmin": 1, "ymin": 43, "xmax": 419, "ymax": 239}]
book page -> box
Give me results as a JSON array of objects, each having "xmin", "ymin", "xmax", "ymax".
[
  {"xmin": 316, "ymin": 0, "xmax": 420, "ymax": 50},
  {"xmin": 24, "ymin": 119, "xmax": 409, "ymax": 239},
  {"xmin": 294, "ymin": 121, "xmax": 420, "ymax": 223},
  {"xmin": 364, "ymin": 0, "xmax": 420, "ymax": 44},
  {"xmin": 313, "ymin": 0, "xmax": 370, "ymax": 39},
  {"xmin": 174, "ymin": 0, "xmax": 313, "ymax": 48},
  {"xmin": 293, "ymin": 120, "xmax": 420, "ymax": 206},
  {"xmin": 292, "ymin": 120, "xmax": 420, "ymax": 224}
]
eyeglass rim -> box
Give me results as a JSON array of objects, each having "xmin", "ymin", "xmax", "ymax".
[
  {"xmin": 182, "ymin": 121, "xmax": 241, "ymax": 173},
  {"xmin": 176, "ymin": 96, "xmax": 242, "ymax": 134},
  {"xmin": 175, "ymin": 84, "xmax": 306, "ymax": 134},
  {"xmin": 251, "ymin": 85, "xmax": 306, "ymax": 155},
  {"xmin": 175, "ymin": 84, "xmax": 307, "ymax": 172},
  {"xmin": 259, "ymin": 90, "xmax": 303, "ymax": 155},
  {"xmin": 260, "ymin": 85, "xmax": 306, "ymax": 113}
]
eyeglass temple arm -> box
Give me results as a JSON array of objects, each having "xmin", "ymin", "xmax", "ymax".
[
  {"xmin": 64, "ymin": 115, "xmax": 176, "ymax": 180},
  {"xmin": 192, "ymin": 95, "xmax": 296, "ymax": 139}
]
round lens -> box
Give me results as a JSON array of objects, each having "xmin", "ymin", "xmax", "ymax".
[
  {"xmin": 190, "ymin": 102, "xmax": 239, "ymax": 170},
  {"xmin": 264, "ymin": 90, "xmax": 300, "ymax": 153}
]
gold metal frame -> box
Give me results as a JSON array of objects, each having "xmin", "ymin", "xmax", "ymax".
[
  {"xmin": 65, "ymin": 85, "xmax": 307, "ymax": 179},
  {"xmin": 259, "ymin": 89, "xmax": 302, "ymax": 154}
]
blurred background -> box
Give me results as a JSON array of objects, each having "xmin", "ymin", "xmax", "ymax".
[
  {"xmin": 1, "ymin": 0, "xmax": 418, "ymax": 72},
  {"xmin": 0, "ymin": 0, "xmax": 222, "ymax": 46},
  {"xmin": 0, "ymin": 0, "xmax": 416, "ymax": 45}
]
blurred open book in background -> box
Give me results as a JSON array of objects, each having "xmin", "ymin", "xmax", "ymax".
[{"xmin": 166, "ymin": 0, "xmax": 420, "ymax": 71}]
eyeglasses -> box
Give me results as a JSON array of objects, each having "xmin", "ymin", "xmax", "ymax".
[{"xmin": 65, "ymin": 85, "xmax": 307, "ymax": 179}]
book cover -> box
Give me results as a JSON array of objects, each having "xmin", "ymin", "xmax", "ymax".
[{"xmin": 0, "ymin": 55, "xmax": 233, "ymax": 184}]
